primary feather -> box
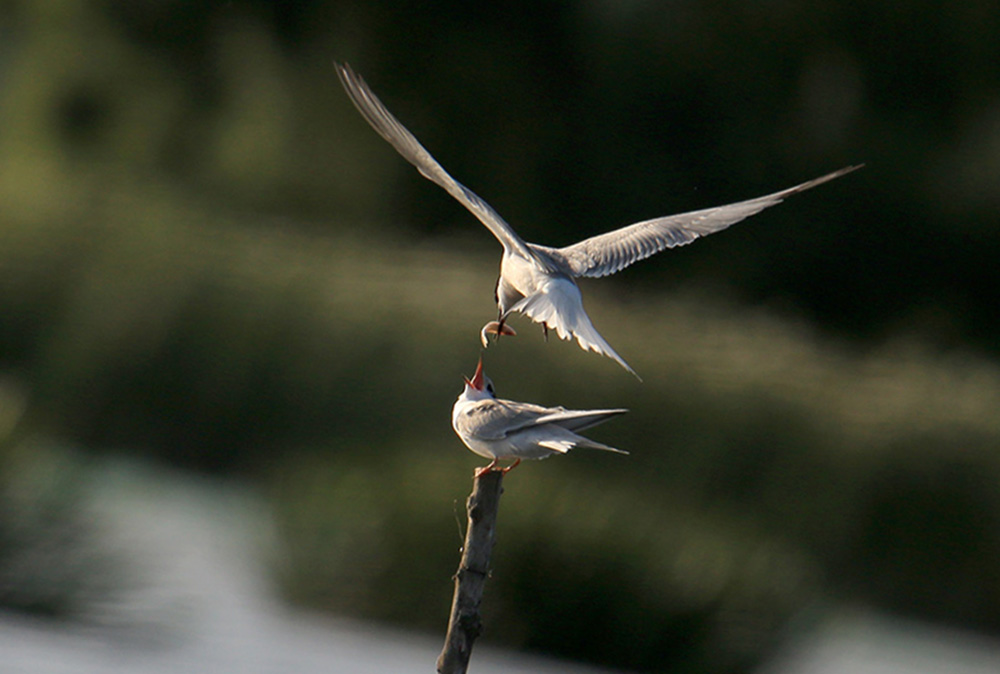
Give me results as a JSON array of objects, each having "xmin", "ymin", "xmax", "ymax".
[
  {"xmin": 337, "ymin": 62, "xmax": 860, "ymax": 377},
  {"xmin": 451, "ymin": 358, "xmax": 627, "ymax": 466}
]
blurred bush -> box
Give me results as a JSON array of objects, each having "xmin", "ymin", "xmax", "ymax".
[
  {"xmin": 0, "ymin": 433, "xmax": 120, "ymax": 621},
  {"xmin": 270, "ymin": 449, "xmax": 819, "ymax": 672},
  {"xmin": 2, "ymin": 1, "xmax": 1000, "ymax": 672},
  {"xmin": 2, "ymin": 0, "xmax": 999, "ymax": 352}
]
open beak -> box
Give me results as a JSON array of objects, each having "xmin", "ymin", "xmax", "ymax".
[{"xmin": 463, "ymin": 356, "xmax": 486, "ymax": 390}]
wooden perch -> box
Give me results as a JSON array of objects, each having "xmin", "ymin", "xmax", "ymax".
[{"xmin": 437, "ymin": 469, "xmax": 505, "ymax": 674}]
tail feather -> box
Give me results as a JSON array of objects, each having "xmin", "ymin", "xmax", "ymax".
[
  {"xmin": 537, "ymin": 433, "xmax": 628, "ymax": 456},
  {"xmin": 574, "ymin": 437, "xmax": 629, "ymax": 454},
  {"xmin": 512, "ymin": 279, "xmax": 641, "ymax": 380}
]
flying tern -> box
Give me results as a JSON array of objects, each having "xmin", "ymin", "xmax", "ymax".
[
  {"xmin": 452, "ymin": 357, "xmax": 627, "ymax": 477},
  {"xmin": 336, "ymin": 62, "xmax": 860, "ymax": 378}
]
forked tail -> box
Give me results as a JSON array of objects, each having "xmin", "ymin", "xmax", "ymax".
[{"xmin": 513, "ymin": 282, "xmax": 641, "ymax": 380}]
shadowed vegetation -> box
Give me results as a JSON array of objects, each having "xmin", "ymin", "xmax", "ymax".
[{"xmin": 3, "ymin": 1, "xmax": 1000, "ymax": 672}]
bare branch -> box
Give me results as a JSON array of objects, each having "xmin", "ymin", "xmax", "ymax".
[{"xmin": 437, "ymin": 470, "xmax": 504, "ymax": 674}]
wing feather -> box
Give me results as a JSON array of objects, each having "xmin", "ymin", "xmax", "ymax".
[
  {"xmin": 459, "ymin": 400, "xmax": 627, "ymax": 439},
  {"xmin": 533, "ymin": 408, "xmax": 628, "ymax": 432},
  {"xmin": 558, "ymin": 165, "xmax": 862, "ymax": 278},
  {"xmin": 457, "ymin": 399, "xmax": 548, "ymax": 440},
  {"xmin": 336, "ymin": 63, "xmax": 537, "ymax": 262}
]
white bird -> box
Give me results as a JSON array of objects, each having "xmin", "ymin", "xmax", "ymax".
[
  {"xmin": 452, "ymin": 357, "xmax": 627, "ymax": 477},
  {"xmin": 336, "ymin": 62, "xmax": 860, "ymax": 378}
]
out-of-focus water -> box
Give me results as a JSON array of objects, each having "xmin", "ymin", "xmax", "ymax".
[
  {"xmin": 761, "ymin": 612, "xmax": 1000, "ymax": 674},
  {"xmin": 0, "ymin": 460, "xmax": 626, "ymax": 674},
  {"xmin": 2, "ymin": 459, "xmax": 998, "ymax": 674}
]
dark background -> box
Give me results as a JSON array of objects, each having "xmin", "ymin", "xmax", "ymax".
[{"xmin": 1, "ymin": 1, "xmax": 999, "ymax": 672}]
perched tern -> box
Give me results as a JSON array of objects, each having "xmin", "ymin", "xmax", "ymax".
[
  {"xmin": 336, "ymin": 62, "xmax": 860, "ymax": 378},
  {"xmin": 452, "ymin": 357, "xmax": 627, "ymax": 477}
]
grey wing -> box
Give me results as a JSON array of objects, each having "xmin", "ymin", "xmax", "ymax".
[
  {"xmin": 336, "ymin": 63, "xmax": 536, "ymax": 262},
  {"xmin": 533, "ymin": 407, "xmax": 628, "ymax": 432},
  {"xmin": 459, "ymin": 399, "xmax": 551, "ymax": 440},
  {"xmin": 557, "ymin": 165, "xmax": 862, "ymax": 278}
]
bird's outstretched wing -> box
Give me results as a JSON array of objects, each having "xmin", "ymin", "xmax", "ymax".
[
  {"xmin": 558, "ymin": 165, "xmax": 862, "ymax": 278},
  {"xmin": 336, "ymin": 62, "xmax": 539, "ymax": 263}
]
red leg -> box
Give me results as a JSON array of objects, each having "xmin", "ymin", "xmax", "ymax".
[
  {"xmin": 475, "ymin": 458, "xmax": 499, "ymax": 478},
  {"xmin": 501, "ymin": 458, "xmax": 522, "ymax": 474},
  {"xmin": 493, "ymin": 307, "xmax": 506, "ymax": 342}
]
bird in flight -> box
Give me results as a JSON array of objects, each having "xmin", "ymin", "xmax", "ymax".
[
  {"xmin": 452, "ymin": 357, "xmax": 627, "ymax": 477},
  {"xmin": 336, "ymin": 62, "xmax": 860, "ymax": 378}
]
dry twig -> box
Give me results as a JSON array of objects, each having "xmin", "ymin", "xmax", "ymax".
[{"xmin": 437, "ymin": 469, "xmax": 504, "ymax": 673}]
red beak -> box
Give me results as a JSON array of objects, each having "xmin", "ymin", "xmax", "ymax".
[{"xmin": 464, "ymin": 356, "xmax": 486, "ymax": 390}]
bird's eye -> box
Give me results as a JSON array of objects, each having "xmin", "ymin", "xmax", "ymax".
[{"xmin": 486, "ymin": 382, "xmax": 495, "ymax": 395}]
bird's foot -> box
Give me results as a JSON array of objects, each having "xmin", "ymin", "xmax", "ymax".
[
  {"xmin": 475, "ymin": 458, "xmax": 499, "ymax": 478},
  {"xmin": 479, "ymin": 321, "xmax": 517, "ymax": 347},
  {"xmin": 542, "ymin": 323, "xmax": 549, "ymax": 342},
  {"xmin": 474, "ymin": 457, "xmax": 520, "ymax": 478},
  {"xmin": 500, "ymin": 458, "xmax": 522, "ymax": 474}
]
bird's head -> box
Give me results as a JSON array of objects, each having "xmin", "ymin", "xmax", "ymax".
[{"xmin": 462, "ymin": 356, "xmax": 496, "ymax": 400}]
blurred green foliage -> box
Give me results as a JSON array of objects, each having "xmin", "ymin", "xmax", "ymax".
[
  {"xmin": 2, "ymin": 1, "xmax": 1000, "ymax": 672},
  {"xmin": 0, "ymin": 433, "xmax": 121, "ymax": 621}
]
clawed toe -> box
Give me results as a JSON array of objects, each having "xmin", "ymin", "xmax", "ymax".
[
  {"xmin": 475, "ymin": 457, "xmax": 521, "ymax": 478},
  {"xmin": 500, "ymin": 458, "xmax": 521, "ymax": 474}
]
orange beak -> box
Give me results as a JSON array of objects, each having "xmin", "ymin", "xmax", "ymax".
[{"xmin": 463, "ymin": 356, "xmax": 486, "ymax": 390}]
